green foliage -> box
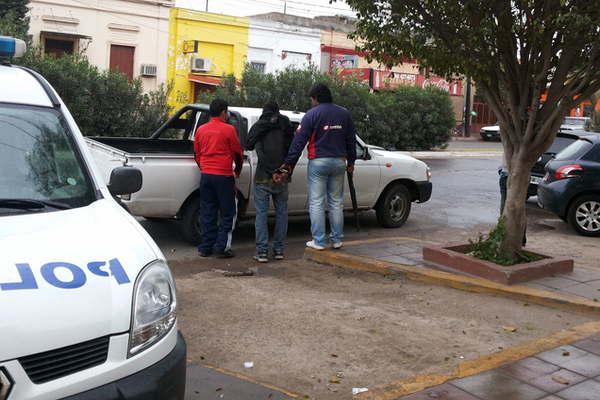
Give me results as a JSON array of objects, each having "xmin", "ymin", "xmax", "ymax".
[
  {"xmin": 0, "ymin": 0, "xmax": 30, "ymax": 40},
  {"xmin": 469, "ymin": 218, "xmax": 542, "ymax": 266},
  {"xmin": 213, "ymin": 66, "xmax": 453, "ymax": 150},
  {"xmin": 344, "ymin": 0, "xmax": 600, "ymax": 256},
  {"xmin": 17, "ymin": 49, "xmax": 171, "ymax": 137}
]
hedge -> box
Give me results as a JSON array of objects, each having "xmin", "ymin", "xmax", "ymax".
[
  {"xmin": 16, "ymin": 50, "xmax": 171, "ymax": 137},
  {"xmin": 212, "ymin": 66, "xmax": 453, "ymax": 150}
]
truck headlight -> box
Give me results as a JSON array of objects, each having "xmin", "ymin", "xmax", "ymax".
[
  {"xmin": 128, "ymin": 260, "xmax": 177, "ymax": 357},
  {"xmin": 426, "ymin": 167, "xmax": 432, "ymax": 181}
]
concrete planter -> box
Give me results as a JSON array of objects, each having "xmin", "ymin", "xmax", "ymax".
[{"xmin": 422, "ymin": 244, "xmax": 574, "ymax": 285}]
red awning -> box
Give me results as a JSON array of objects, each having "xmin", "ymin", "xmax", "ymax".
[{"xmin": 188, "ymin": 74, "xmax": 221, "ymax": 86}]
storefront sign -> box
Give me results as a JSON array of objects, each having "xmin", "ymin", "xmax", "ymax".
[
  {"xmin": 182, "ymin": 40, "xmax": 198, "ymax": 54},
  {"xmin": 330, "ymin": 54, "xmax": 359, "ymax": 70}
]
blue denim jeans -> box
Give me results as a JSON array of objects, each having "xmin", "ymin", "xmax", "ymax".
[
  {"xmin": 254, "ymin": 183, "xmax": 289, "ymax": 254},
  {"xmin": 307, "ymin": 157, "xmax": 346, "ymax": 247}
]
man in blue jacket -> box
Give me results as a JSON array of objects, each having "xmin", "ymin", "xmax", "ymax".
[{"xmin": 278, "ymin": 83, "xmax": 357, "ymax": 250}]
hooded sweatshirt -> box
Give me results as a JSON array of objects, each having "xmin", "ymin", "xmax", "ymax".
[{"xmin": 245, "ymin": 111, "xmax": 294, "ymax": 183}]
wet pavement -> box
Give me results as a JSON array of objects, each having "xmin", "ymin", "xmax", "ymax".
[
  {"xmin": 398, "ymin": 334, "xmax": 600, "ymax": 400},
  {"xmin": 143, "ymin": 156, "xmax": 511, "ymax": 263}
]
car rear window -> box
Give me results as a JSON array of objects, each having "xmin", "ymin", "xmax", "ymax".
[
  {"xmin": 547, "ymin": 136, "xmax": 578, "ymax": 154},
  {"xmin": 582, "ymin": 144, "xmax": 600, "ymax": 162},
  {"xmin": 554, "ymin": 140, "xmax": 594, "ymax": 161}
]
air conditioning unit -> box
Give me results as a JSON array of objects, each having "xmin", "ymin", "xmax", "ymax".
[
  {"xmin": 191, "ymin": 56, "xmax": 211, "ymax": 72},
  {"xmin": 140, "ymin": 64, "xmax": 157, "ymax": 77}
]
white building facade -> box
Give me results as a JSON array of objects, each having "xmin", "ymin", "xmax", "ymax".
[
  {"xmin": 28, "ymin": 0, "xmax": 172, "ymax": 91},
  {"xmin": 248, "ymin": 17, "xmax": 321, "ymax": 74}
]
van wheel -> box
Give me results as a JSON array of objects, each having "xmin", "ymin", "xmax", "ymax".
[
  {"xmin": 568, "ymin": 195, "xmax": 600, "ymax": 237},
  {"xmin": 181, "ymin": 199, "xmax": 202, "ymax": 245},
  {"xmin": 376, "ymin": 184, "xmax": 411, "ymax": 228}
]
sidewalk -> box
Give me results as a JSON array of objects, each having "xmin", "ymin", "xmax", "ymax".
[
  {"xmin": 305, "ymin": 239, "xmax": 600, "ymax": 399},
  {"xmin": 341, "ymin": 238, "xmax": 600, "ymax": 303},
  {"xmin": 398, "ymin": 334, "xmax": 600, "ymax": 399},
  {"xmin": 398, "ymin": 138, "xmax": 504, "ymax": 159}
]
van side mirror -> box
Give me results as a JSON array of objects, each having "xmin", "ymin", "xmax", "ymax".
[{"xmin": 108, "ymin": 166, "xmax": 142, "ymax": 196}]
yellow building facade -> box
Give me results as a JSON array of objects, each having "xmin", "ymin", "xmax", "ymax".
[{"xmin": 167, "ymin": 8, "xmax": 249, "ymax": 110}]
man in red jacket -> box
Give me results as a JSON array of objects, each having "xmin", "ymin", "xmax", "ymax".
[{"xmin": 194, "ymin": 99, "xmax": 243, "ymax": 258}]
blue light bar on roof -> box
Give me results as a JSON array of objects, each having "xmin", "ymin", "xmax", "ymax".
[{"xmin": 0, "ymin": 36, "xmax": 26, "ymax": 59}]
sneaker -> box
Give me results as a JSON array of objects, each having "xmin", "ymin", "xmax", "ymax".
[
  {"xmin": 198, "ymin": 250, "xmax": 212, "ymax": 257},
  {"xmin": 332, "ymin": 242, "xmax": 343, "ymax": 250},
  {"xmin": 253, "ymin": 252, "xmax": 269, "ymax": 263},
  {"xmin": 273, "ymin": 250, "xmax": 284, "ymax": 260},
  {"xmin": 306, "ymin": 240, "xmax": 326, "ymax": 251},
  {"xmin": 215, "ymin": 249, "xmax": 235, "ymax": 259}
]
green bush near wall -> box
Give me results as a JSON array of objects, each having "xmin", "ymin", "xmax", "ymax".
[
  {"xmin": 213, "ymin": 66, "xmax": 453, "ymax": 150},
  {"xmin": 16, "ymin": 50, "xmax": 171, "ymax": 137}
]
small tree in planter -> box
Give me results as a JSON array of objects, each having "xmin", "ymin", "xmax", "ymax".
[{"xmin": 344, "ymin": 0, "xmax": 600, "ymax": 262}]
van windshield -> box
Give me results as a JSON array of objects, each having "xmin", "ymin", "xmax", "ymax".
[{"xmin": 0, "ymin": 104, "xmax": 96, "ymax": 215}]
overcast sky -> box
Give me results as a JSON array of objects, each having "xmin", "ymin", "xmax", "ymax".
[{"xmin": 175, "ymin": 0, "xmax": 355, "ymax": 18}]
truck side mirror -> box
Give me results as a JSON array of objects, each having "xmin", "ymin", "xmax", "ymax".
[
  {"xmin": 108, "ymin": 166, "xmax": 142, "ymax": 196},
  {"xmin": 363, "ymin": 147, "xmax": 372, "ymax": 160}
]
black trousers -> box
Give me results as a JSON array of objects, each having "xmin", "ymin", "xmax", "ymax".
[{"xmin": 198, "ymin": 174, "xmax": 237, "ymax": 253}]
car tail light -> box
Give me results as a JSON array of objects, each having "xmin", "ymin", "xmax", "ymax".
[{"xmin": 554, "ymin": 164, "xmax": 583, "ymax": 180}]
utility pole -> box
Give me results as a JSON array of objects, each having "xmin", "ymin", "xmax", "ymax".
[
  {"xmin": 205, "ymin": 0, "xmax": 208, "ymax": 12},
  {"xmin": 283, "ymin": 1, "xmax": 287, "ymax": 14},
  {"xmin": 464, "ymin": 78, "xmax": 472, "ymax": 137}
]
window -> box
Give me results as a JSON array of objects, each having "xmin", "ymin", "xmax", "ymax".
[
  {"xmin": 555, "ymin": 140, "xmax": 594, "ymax": 161},
  {"xmin": 249, "ymin": 62, "xmax": 266, "ymax": 73},
  {"xmin": 110, "ymin": 45, "xmax": 135, "ymax": 80},
  {"xmin": 44, "ymin": 38, "xmax": 75, "ymax": 57},
  {"xmin": 583, "ymin": 145, "xmax": 600, "ymax": 162}
]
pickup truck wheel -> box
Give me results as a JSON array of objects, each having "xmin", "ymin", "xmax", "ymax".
[
  {"xmin": 568, "ymin": 195, "xmax": 600, "ymax": 237},
  {"xmin": 376, "ymin": 184, "xmax": 411, "ymax": 228},
  {"xmin": 181, "ymin": 200, "xmax": 202, "ymax": 245}
]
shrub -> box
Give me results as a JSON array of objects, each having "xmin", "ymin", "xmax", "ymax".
[
  {"xmin": 16, "ymin": 50, "xmax": 171, "ymax": 137},
  {"xmin": 213, "ymin": 66, "xmax": 453, "ymax": 150}
]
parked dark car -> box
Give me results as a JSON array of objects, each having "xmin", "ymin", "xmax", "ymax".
[
  {"xmin": 538, "ymin": 134, "xmax": 600, "ymax": 236},
  {"xmin": 499, "ymin": 132, "xmax": 584, "ymax": 206},
  {"xmin": 529, "ymin": 131, "xmax": 585, "ymax": 196}
]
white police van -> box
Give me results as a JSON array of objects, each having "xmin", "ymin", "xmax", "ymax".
[{"xmin": 0, "ymin": 37, "xmax": 185, "ymax": 400}]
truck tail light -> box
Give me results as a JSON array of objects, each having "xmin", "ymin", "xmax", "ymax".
[{"xmin": 554, "ymin": 164, "xmax": 583, "ymax": 180}]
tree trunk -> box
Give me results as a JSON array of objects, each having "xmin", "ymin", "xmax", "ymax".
[{"xmin": 500, "ymin": 158, "xmax": 532, "ymax": 259}]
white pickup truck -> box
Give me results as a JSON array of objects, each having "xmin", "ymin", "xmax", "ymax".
[{"xmin": 86, "ymin": 104, "xmax": 433, "ymax": 243}]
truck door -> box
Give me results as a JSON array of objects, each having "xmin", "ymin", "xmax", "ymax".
[{"xmin": 344, "ymin": 139, "xmax": 380, "ymax": 209}]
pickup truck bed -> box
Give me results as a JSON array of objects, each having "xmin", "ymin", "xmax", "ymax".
[{"xmin": 88, "ymin": 137, "xmax": 193, "ymax": 155}]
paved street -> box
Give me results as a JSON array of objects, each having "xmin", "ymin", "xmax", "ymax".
[{"xmin": 145, "ymin": 155, "xmax": 553, "ymax": 263}]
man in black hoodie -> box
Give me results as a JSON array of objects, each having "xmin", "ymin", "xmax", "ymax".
[{"xmin": 245, "ymin": 101, "xmax": 294, "ymax": 262}]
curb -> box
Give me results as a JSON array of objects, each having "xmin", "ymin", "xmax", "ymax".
[
  {"xmin": 354, "ymin": 321, "xmax": 600, "ymax": 400},
  {"xmin": 398, "ymin": 151, "xmax": 503, "ymax": 159},
  {"xmin": 305, "ymin": 249, "xmax": 600, "ymax": 315}
]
